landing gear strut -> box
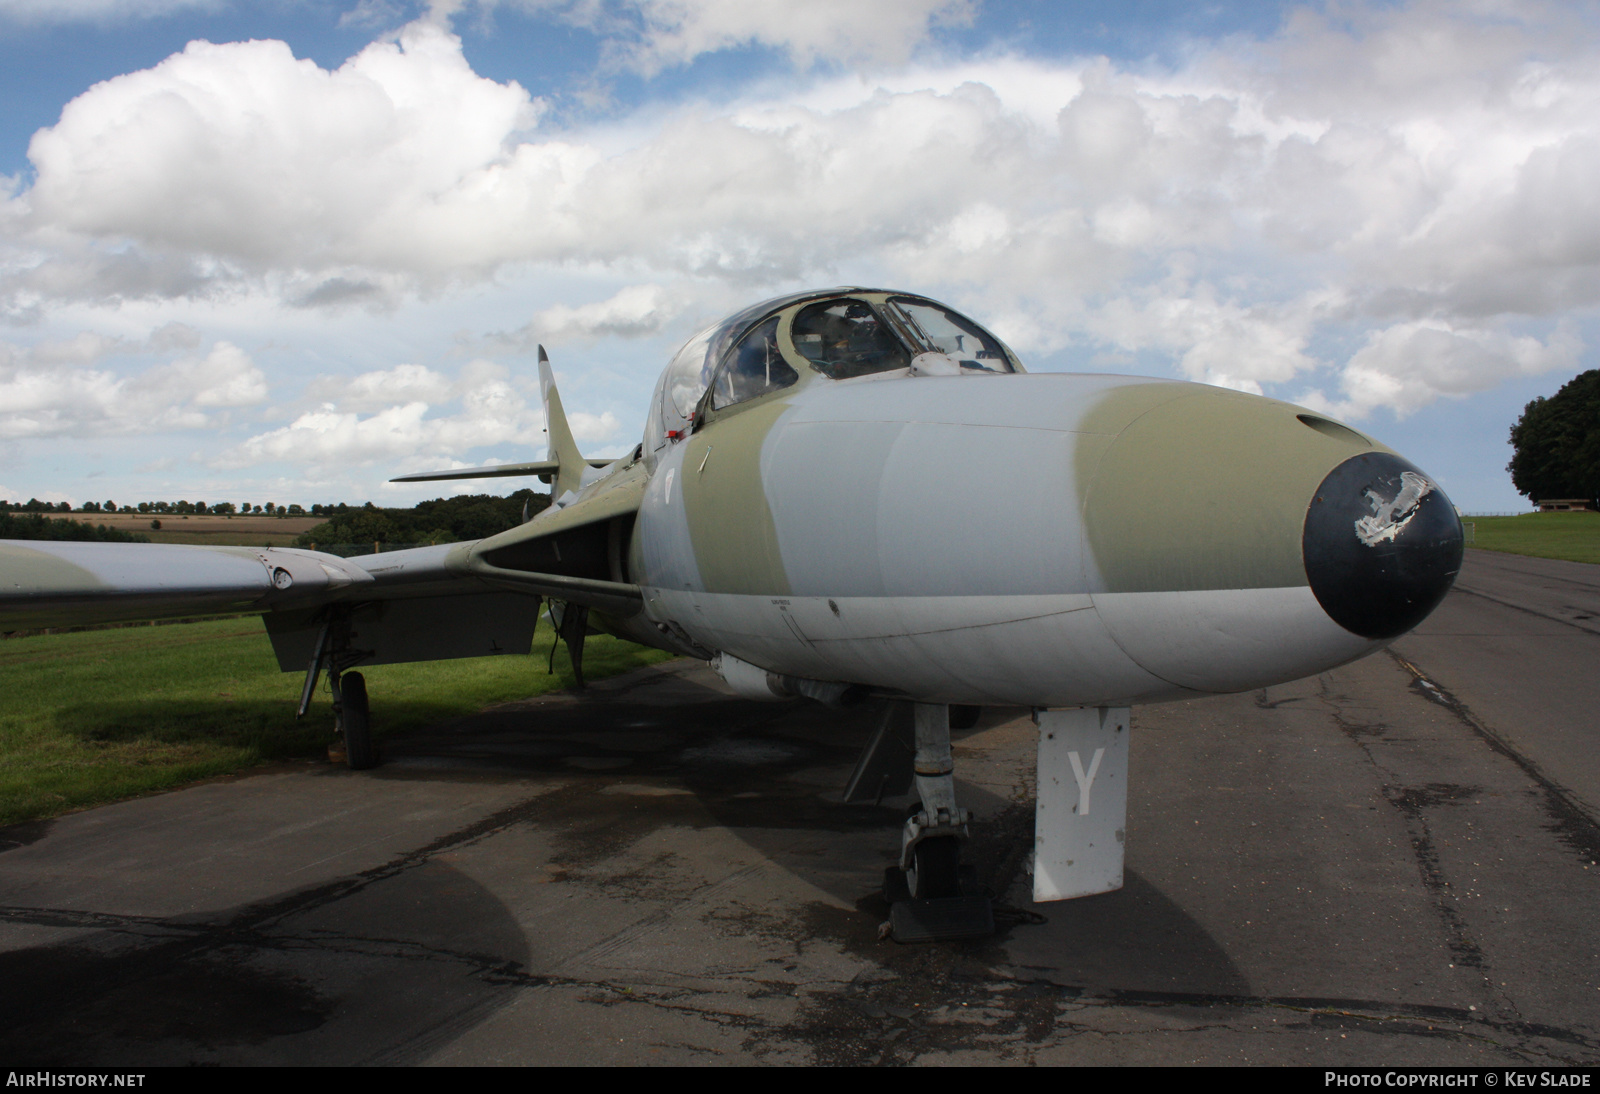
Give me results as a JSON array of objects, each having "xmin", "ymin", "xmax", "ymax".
[
  {"xmin": 297, "ymin": 612, "xmax": 377, "ymax": 770},
  {"xmin": 547, "ymin": 600, "xmax": 589, "ymax": 689},
  {"xmin": 878, "ymin": 701, "xmax": 994, "ymax": 942}
]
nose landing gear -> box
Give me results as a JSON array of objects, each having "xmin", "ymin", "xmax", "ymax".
[{"xmin": 878, "ymin": 702, "xmax": 994, "ymax": 942}]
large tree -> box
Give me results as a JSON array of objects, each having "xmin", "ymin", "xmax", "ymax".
[{"xmin": 1507, "ymin": 369, "xmax": 1600, "ymax": 508}]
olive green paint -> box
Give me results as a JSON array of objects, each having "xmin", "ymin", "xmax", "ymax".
[
  {"xmin": 476, "ymin": 459, "xmax": 648, "ymax": 557},
  {"xmin": 1082, "ymin": 386, "xmax": 1381, "ymax": 593},
  {"xmin": 0, "ymin": 543, "xmax": 111, "ymax": 594},
  {"xmin": 682, "ymin": 397, "xmax": 794, "ymax": 595}
]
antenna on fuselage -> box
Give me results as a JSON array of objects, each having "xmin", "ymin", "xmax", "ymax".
[{"xmin": 538, "ymin": 345, "xmax": 586, "ymax": 502}]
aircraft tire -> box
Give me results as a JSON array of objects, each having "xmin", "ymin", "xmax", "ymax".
[
  {"xmin": 341, "ymin": 672, "xmax": 377, "ymax": 771},
  {"xmin": 908, "ymin": 835, "xmax": 961, "ymax": 899}
]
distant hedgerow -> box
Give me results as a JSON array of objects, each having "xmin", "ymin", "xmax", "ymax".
[{"xmin": 0, "ymin": 512, "xmax": 151, "ymax": 543}]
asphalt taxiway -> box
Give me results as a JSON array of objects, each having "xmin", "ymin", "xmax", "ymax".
[{"xmin": 1, "ymin": 549, "xmax": 1597, "ymax": 1065}]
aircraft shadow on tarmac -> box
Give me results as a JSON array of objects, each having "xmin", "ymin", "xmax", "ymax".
[
  {"xmin": 0, "ymin": 670, "xmax": 1248, "ymax": 1064},
  {"xmin": 0, "ymin": 856, "xmax": 531, "ymax": 1065}
]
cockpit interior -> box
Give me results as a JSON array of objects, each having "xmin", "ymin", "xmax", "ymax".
[{"xmin": 645, "ymin": 289, "xmax": 1023, "ymax": 453}]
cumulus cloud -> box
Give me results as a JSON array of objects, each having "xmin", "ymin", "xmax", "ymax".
[
  {"xmin": 515, "ymin": 0, "xmax": 974, "ymax": 75},
  {"xmin": 2, "ymin": 1, "xmax": 1598, "ymax": 422},
  {"xmin": 1301, "ymin": 320, "xmax": 1582, "ymax": 421},
  {"xmin": 486, "ymin": 282, "xmax": 706, "ymax": 349},
  {"xmin": 568, "ymin": 409, "xmax": 621, "ymax": 442},
  {"xmin": 9, "ymin": 322, "xmax": 201, "ymax": 368},
  {"xmin": 213, "ymin": 352, "xmax": 630, "ymax": 472},
  {"xmin": 0, "ymin": 339, "xmax": 266, "ymax": 439},
  {"xmin": 212, "ymin": 358, "xmax": 611, "ymax": 472},
  {"xmin": 16, "ymin": 20, "xmax": 543, "ymax": 276},
  {"xmin": 302, "ymin": 363, "xmax": 457, "ymax": 413}
]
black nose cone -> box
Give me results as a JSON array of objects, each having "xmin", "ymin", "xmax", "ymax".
[{"xmin": 1303, "ymin": 453, "xmax": 1464, "ymax": 640}]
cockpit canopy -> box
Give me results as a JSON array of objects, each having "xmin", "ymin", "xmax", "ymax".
[{"xmin": 645, "ymin": 289, "xmax": 1022, "ymax": 452}]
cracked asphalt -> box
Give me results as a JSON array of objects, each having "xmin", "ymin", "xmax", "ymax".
[{"xmin": 1, "ymin": 549, "xmax": 1597, "ymax": 1065}]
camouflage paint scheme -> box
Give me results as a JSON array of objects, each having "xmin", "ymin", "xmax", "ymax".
[
  {"xmin": 0, "ymin": 287, "xmax": 1456, "ymax": 714},
  {"xmin": 629, "ymin": 291, "xmax": 1402, "ymax": 708}
]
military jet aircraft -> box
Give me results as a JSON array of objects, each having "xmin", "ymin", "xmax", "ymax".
[{"xmin": 0, "ymin": 287, "xmax": 1464, "ymax": 940}]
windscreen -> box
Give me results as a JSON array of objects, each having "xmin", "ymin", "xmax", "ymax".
[
  {"xmin": 887, "ymin": 297, "xmax": 1014, "ymax": 372},
  {"xmin": 792, "ymin": 299, "xmax": 910, "ymax": 380},
  {"xmin": 664, "ymin": 325, "xmax": 716, "ymax": 420},
  {"xmin": 711, "ymin": 316, "xmax": 797, "ymax": 408}
]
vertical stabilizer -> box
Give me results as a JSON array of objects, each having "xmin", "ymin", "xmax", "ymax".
[{"xmin": 538, "ymin": 345, "xmax": 586, "ymax": 501}]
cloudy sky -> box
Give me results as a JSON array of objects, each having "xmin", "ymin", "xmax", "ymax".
[{"xmin": 1, "ymin": 0, "xmax": 1595, "ymax": 512}]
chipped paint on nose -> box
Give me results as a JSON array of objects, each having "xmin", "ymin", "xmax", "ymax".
[{"xmin": 1303, "ymin": 453, "xmax": 1464, "ymax": 639}]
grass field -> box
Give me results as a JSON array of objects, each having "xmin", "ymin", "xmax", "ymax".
[
  {"xmin": 0, "ymin": 615, "xmax": 676, "ymax": 828},
  {"xmin": 1466, "ymin": 511, "xmax": 1600, "ymax": 565}
]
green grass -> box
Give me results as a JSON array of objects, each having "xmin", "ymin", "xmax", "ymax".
[
  {"xmin": 0, "ymin": 616, "xmax": 676, "ymax": 827},
  {"xmin": 1466, "ymin": 510, "xmax": 1600, "ymax": 565}
]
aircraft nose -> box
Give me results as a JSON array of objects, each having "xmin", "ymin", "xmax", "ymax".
[{"xmin": 1302, "ymin": 452, "xmax": 1464, "ymax": 640}]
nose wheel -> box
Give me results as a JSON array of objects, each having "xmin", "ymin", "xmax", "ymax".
[
  {"xmin": 879, "ymin": 702, "xmax": 994, "ymax": 942},
  {"xmin": 906, "ymin": 833, "xmax": 961, "ymax": 899}
]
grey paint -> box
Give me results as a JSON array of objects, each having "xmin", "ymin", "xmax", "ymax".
[
  {"xmin": 781, "ymin": 371, "xmax": 1167, "ymax": 432},
  {"xmin": 761, "ymin": 418, "xmax": 904, "ymax": 596},
  {"xmin": 4, "ymin": 540, "xmax": 271, "ymax": 598},
  {"xmin": 763, "ymin": 382, "xmax": 1095, "ymax": 599},
  {"xmin": 635, "ymin": 438, "xmax": 702, "ymax": 595},
  {"xmin": 875, "ymin": 422, "xmax": 1080, "ymax": 598}
]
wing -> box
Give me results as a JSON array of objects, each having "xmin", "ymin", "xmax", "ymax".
[
  {"xmin": 1, "ymin": 529, "xmax": 641, "ymax": 672},
  {"xmin": 0, "ymin": 539, "xmax": 376, "ymax": 631},
  {"xmin": 1, "ymin": 353, "xmax": 648, "ymax": 672}
]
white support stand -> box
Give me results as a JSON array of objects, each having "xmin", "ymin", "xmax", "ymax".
[{"xmin": 1033, "ymin": 707, "xmax": 1130, "ymax": 902}]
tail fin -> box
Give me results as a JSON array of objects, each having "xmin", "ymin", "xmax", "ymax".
[{"xmin": 538, "ymin": 345, "xmax": 586, "ymax": 501}]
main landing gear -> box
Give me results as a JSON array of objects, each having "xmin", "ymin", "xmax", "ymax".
[
  {"xmin": 331, "ymin": 669, "xmax": 374, "ymax": 770},
  {"xmin": 847, "ymin": 700, "xmax": 994, "ymax": 942},
  {"xmin": 298, "ymin": 612, "xmax": 376, "ymax": 771}
]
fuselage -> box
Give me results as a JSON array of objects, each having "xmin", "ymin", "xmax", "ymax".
[{"xmin": 611, "ymin": 288, "xmax": 1463, "ymax": 708}]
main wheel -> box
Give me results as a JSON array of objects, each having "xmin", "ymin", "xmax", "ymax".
[
  {"xmin": 340, "ymin": 672, "xmax": 376, "ymax": 771},
  {"xmin": 906, "ymin": 835, "xmax": 961, "ymax": 899}
]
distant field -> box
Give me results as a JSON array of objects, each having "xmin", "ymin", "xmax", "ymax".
[
  {"xmin": 0, "ymin": 616, "xmax": 676, "ymax": 827},
  {"xmin": 1466, "ymin": 511, "xmax": 1600, "ymax": 565},
  {"xmin": 37, "ymin": 512, "xmax": 321, "ymax": 547}
]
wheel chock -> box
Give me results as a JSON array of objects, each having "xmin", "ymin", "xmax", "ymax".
[{"xmin": 888, "ymin": 894, "xmax": 994, "ymax": 943}]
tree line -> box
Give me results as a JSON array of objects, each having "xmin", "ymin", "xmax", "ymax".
[
  {"xmin": 0, "ymin": 511, "xmax": 150, "ymax": 543},
  {"xmin": 1, "ymin": 491, "xmax": 552, "ymax": 546},
  {"xmin": 0, "ymin": 498, "xmax": 314, "ymax": 516},
  {"xmin": 1508, "ymin": 368, "xmax": 1600, "ymax": 509},
  {"xmin": 293, "ymin": 491, "xmax": 551, "ymax": 548}
]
